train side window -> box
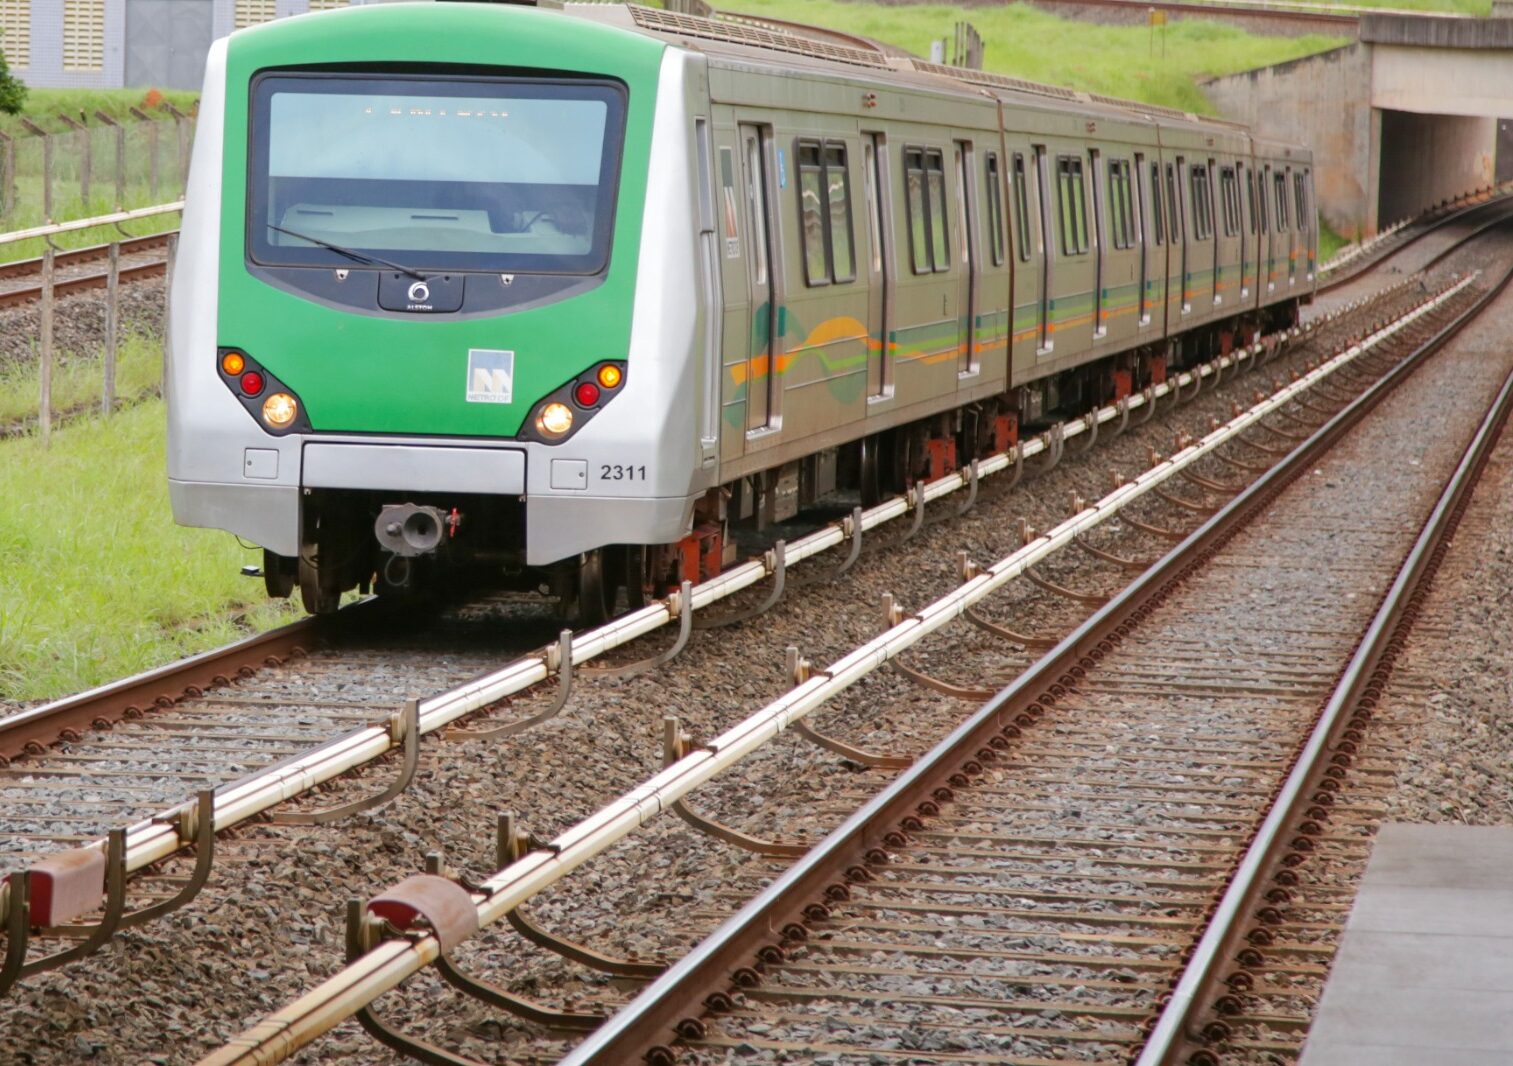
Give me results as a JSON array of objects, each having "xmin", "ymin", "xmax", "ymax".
[
  {"xmin": 926, "ymin": 149, "xmax": 950, "ymax": 271},
  {"xmin": 985, "ymin": 152, "xmax": 1005, "ymax": 266},
  {"xmin": 1012, "ymin": 153, "xmax": 1032, "ymax": 262},
  {"xmin": 826, "ymin": 142, "xmax": 856, "ymax": 281},
  {"xmin": 1274, "ymin": 172, "xmax": 1289, "ymax": 230},
  {"xmin": 796, "ymin": 139, "xmax": 857, "ymax": 287},
  {"xmin": 1056, "ymin": 155, "xmax": 1088, "ymax": 256},
  {"xmin": 1257, "ymin": 170, "xmax": 1269, "ymax": 233},
  {"xmin": 1150, "ymin": 162, "xmax": 1164, "ymax": 246}
]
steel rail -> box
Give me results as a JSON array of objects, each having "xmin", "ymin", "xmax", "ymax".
[
  {"xmin": 1318, "ymin": 188, "xmax": 1513, "ymax": 294},
  {"xmin": 555, "ymin": 264, "xmax": 1499, "ymax": 1066},
  {"xmin": 0, "ymin": 257, "xmax": 169, "ymax": 309},
  {"xmin": 1137, "ymin": 241, "xmax": 1513, "ymax": 1066},
  {"xmin": 0, "ymin": 233, "xmax": 171, "ymax": 282},
  {"xmin": 192, "ymin": 275, "xmax": 1473, "ymax": 1066},
  {"xmin": 0, "ymin": 202, "xmax": 184, "ymax": 249},
  {"xmin": 0, "ymin": 613, "xmax": 323, "ymax": 764}
]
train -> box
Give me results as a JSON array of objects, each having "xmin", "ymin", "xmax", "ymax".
[{"xmin": 166, "ymin": 0, "xmax": 1317, "ymax": 620}]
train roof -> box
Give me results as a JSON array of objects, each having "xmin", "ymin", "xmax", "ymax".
[{"xmin": 561, "ymin": 2, "xmax": 1288, "ymax": 148}]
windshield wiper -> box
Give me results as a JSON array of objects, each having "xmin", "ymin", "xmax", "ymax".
[{"xmin": 267, "ymin": 224, "xmax": 428, "ymax": 281}]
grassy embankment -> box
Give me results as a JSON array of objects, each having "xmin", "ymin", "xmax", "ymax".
[
  {"xmin": 1, "ymin": 89, "xmax": 199, "ymax": 262},
  {"xmin": 0, "ymin": 395, "xmax": 299, "ymax": 703}
]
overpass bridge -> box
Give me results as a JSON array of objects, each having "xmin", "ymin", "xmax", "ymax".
[{"xmin": 1204, "ymin": 14, "xmax": 1513, "ymax": 239}]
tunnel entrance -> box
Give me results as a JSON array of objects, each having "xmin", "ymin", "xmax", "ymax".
[{"xmin": 1376, "ymin": 109, "xmax": 1496, "ymax": 229}]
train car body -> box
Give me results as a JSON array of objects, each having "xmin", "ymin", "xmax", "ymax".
[{"xmin": 167, "ymin": 0, "xmax": 1316, "ymax": 617}]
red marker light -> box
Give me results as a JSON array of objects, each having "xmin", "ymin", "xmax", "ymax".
[
  {"xmin": 573, "ymin": 381, "xmax": 601, "ymax": 408},
  {"xmin": 240, "ymin": 371, "xmax": 266, "ymax": 396}
]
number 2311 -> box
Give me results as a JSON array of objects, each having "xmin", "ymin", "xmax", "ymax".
[{"xmin": 600, "ymin": 464, "xmax": 647, "ymax": 481}]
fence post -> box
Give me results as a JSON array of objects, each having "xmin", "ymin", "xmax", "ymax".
[
  {"xmin": 19, "ymin": 119, "xmax": 50, "ymax": 221},
  {"xmin": 104, "ymin": 242, "xmax": 120, "ymax": 417},
  {"xmin": 39, "ymin": 249, "xmax": 55, "ymax": 446},
  {"xmin": 0, "ymin": 131, "xmax": 11, "ymax": 223},
  {"xmin": 96, "ymin": 110, "xmax": 125, "ymax": 210}
]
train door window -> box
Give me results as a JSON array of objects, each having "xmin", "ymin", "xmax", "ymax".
[
  {"xmin": 863, "ymin": 140, "xmax": 883, "ymax": 276},
  {"xmin": 1149, "ymin": 161, "xmax": 1164, "ymax": 246},
  {"xmin": 1012, "ymin": 153, "xmax": 1032, "ymax": 262},
  {"xmin": 1189, "ymin": 163, "xmax": 1213, "ymax": 241},
  {"xmin": 1056, "ymin": 155, "xmax": 1088, "ymax": 256},
  {"xmin": 795, "ymin": 139, "xmax": 856, "ymax": 287},
  {"xmin": 1245, "ymin": 168, "xmax": 1258, "ymax": 234},
  {"xmin": 1294, "ymin": 172, "xmax": 1309, "ymax": 231},
  {"xmin": 1274, "ymin": 171, "xmax": 1289, "ymax": 230},
  {"xmin": 985, "ymin": 152, "xmax": 1005, "ymax": 266},
  {"xmin": 904, "ymin": 147, "xmax": 949, "ymax": 274},
  {"xmin": 1165, "ymin": 162, "xmax": 1181, "ymax": 243},
  {"xmin": 1257, "ymin": 167, "xmax": 1269, "ymax": 233},
  {"xmin": 927, "ymin": 150, "xmax": 950, "ymax": 270},
  {"xmin": 745, "ymin": 135, "xmax": 768, "ymax": 287},
  {"xmin": 1219, "ymin": 166, "xmax": 1239, "ymax": 237}
]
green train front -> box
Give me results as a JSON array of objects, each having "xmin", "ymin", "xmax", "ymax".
[{"xmin": 167, "ymin": 2, "xmax": 718, "ymax": 612}]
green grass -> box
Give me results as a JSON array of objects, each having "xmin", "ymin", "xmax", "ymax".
[
  {"xmin": 1317, "ymin": 218, "xmax": 1349, "ymax": 264},
  {"xmin": 0, "ymin": 397, "xmax": 302, "ymax": 702},
  {"xmin": 0, "ymin": 88, "xmax": 199, "ymax": 138},
  {"xmin": 720, "ymin": 0, "xmax": 1348, "ymax": 112},
  {"xmin": 0, "ymin": 330, "xmax": 164, "ymax": 428}
]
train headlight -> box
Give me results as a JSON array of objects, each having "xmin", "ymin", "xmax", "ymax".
[
  {"xmin": 597, "ymin": 364, "xmax": 622, "ymax": 389},
  {"xmin": 221, "ymin": 352, "xmax": 246, "ymax": 375},
  {"xmin": 536, "ymin": 402, "xmax": 574, "ymax": 439},
  {"xmin": 262, "ymin": 392, "xmax": 299, "ymax": 429}
]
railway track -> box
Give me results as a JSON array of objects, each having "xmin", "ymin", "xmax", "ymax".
[
  {"xmin": 0, "ymin": 233, "xmax": 173, "ymax": 309},
  {"xmin": 178, "ymin": 247, "xmax": 1507, "ymax": 1065},
  {"xmin": 556, "ymin": 230, "xmax": 1513, "ymax": 1066}
]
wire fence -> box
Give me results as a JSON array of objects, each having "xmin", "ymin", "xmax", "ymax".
[
  {"xmin": 0, "ymin": 109, "xmax": 196, "ymax": 235},
  {"xmin": 1, "ymin": 204, "xmax": 183, "ymax": 444}
]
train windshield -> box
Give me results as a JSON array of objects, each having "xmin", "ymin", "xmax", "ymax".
[{"xmin": 247, "ymin": 74, "xmax": 626, "ymax": 275}]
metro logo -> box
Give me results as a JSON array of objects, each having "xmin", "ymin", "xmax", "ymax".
[{"xmin": 466, "ymin": 349, "xmax": 515, "ymax": 404}]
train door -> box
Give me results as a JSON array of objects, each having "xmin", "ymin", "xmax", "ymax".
[
  {"xmin": 1276, "ymin": 167, "xmax": 1293, "ymax": 287},
  {"xmin": 1239, "ymin": 161, "xmax": 1252, "ymax": 303},
  {"xmin": 863, "ymin": 132, "xmax": 892, "ymax": 398},
  {"xmin": 1172, "ymin": 158, "xmax": 1189, "ymax": 314},
  {"xmin": 1088, "ymin": 147, "xmax": 1105, "ymax": 337},
  {"xmin": 1285, "ymin": 166, "xmax": 1299, "ymax": 285},
  {"xmin": 1134, "ymin": 152, "xmax": 1150, "ymax": 327},
  {"xmin": 1035, "ymin": 146, "xmax": 1053, "ymax": 351},
  {"xmin": 953, "ymin": 140, "xmax": 979, "ymax": 375},
  {"xmin": 1261, "ymin": 163, "xmax": 1276, "ymax": 293},
  {"xmin": 739, "ymin": 123, "xmax": 776, "ymax": 432}
]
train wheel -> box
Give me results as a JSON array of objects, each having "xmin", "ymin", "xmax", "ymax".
[
  {"xmin": 613, "ymin": 544, "xmax": 650, "ymax": 613},
  {"xmin": 263, "ymin": 550, "xmax": 296, "ymax": 599},
  {"xmin": 576, "ymin": 549, "xmax": 614, "ymax": 627},
  {"xmin": 298, "ymin": 548, "xmax": 342, "ymax": 615}
]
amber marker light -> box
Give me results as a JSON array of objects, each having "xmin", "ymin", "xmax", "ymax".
[
  {"xmin": 221, "ymin": 352, "xmax": 246, "ymax": 375},
  {"xmin": 597, "ymin": 364, "xmax": 622, "ymax": 389},
  {"xmin": 262, "ymin": 392, "xmax": 299, "ymax": 429},
  {"xmin": 536, "ymin": 401, "xmax": 574, "ymax": 439}
]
